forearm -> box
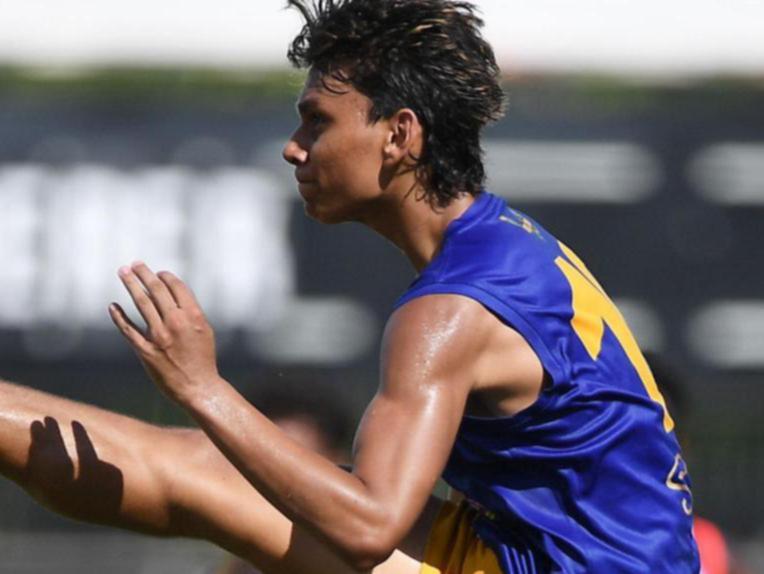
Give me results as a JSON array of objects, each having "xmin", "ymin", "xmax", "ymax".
[
  {"xmin": 0, "ymin": 378, "xmax": 174, "ymax": 534},
  {"xmin": 185, "ymin": 380, "xmax": 399, "ymax": 566}
]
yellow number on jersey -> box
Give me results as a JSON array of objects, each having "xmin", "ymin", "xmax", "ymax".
[{"xmin": 554, "ymin": 243, "xmax": 674, "ymax": 432}]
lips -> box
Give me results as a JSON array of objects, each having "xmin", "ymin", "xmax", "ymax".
[{"xmin": 294, "ymin": 169, "xmax": 314, "ymax": 184}]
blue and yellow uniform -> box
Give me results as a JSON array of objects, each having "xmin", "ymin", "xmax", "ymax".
[{"xmin": 396, "ymin": 192, "xmax": 699, "ymax": 573}]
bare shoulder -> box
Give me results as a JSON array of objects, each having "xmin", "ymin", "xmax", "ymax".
[
  {"xmin": 383, "ymin": 294, "xmax": 494, "ymax": 368},
  {"xmin": 384, "ymin": 294, "xmax": 544, "ymax": 417}
]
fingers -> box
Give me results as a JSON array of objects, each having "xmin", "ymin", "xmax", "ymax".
[
  {"xmin": 109, "ymin": 302, "xmax": 150, "ymax": 351},
  {"xmin": 118, "ymin": 265, "xmax": 163, "ymax": 331},
  {"xmin": 129, "ymin": 262, "xmax": 178, "ymax": 317},
  {"xmin": 116, "ymin": 262, "xmax": 206, "ymax": 345},
  {"xmin": 157, "ymin": 270, "xmax": 202, "ymax": 313}
]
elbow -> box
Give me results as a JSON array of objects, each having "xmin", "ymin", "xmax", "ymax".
[
  {"xmin": 344, "ymin": 544, "xmax": 394, "ymax": 572},
  {"xmin": 340, "ymin": 522, "xmax": 402, "ymax": 572}
]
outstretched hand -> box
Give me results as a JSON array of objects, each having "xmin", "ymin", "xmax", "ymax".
[{"xmin": 109, "ymin": 262, "xmax": 220, "ymax": 405}]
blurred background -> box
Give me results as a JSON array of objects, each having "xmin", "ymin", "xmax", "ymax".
[{"xmin": 0, "ymin": 0, "xmax": 762, "ymax": 572}]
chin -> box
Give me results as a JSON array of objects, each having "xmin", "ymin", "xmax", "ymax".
[{"xmin": 303, "ymin": 200, "xmax": 347, "ymax": 225}]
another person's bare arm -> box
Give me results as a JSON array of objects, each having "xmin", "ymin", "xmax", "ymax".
[
  {"xmin": 0, "ymin": 381, "xmax": 220, "ymax": 535},
  {"xmin": 0, "ymin": 383, "xmax": 348, "ymax": 571}
]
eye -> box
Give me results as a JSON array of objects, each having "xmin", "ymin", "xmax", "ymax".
[{"xmin": 307, "ymin": 112, "xmax": 327, "ymax": 130}]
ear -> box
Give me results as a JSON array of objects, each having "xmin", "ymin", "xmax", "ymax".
[{"xmin": 382, "ymin": 108, "xmax": 423, "ymax": 165}]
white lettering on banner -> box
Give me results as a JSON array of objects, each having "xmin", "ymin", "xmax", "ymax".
[{"xmin": 0, "ymin": 164, "xmax": 294, "ymax": 332}]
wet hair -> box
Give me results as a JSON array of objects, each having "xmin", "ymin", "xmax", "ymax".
[{"xmin": 286, "ymin": 0, "xmax": 506, "ymax": 207}]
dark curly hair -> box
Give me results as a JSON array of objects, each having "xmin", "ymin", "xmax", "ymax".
[{"xmin": 286, "ymin": 0, "xmax": 505, "ymax": 207}]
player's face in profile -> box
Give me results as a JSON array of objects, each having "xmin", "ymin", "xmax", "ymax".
[{"xmin": 283, "ymin": 69, "xmax": 390, "ymax": 224}]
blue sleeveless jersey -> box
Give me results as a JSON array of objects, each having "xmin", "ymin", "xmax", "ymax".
[{"xmin": 395, "ymin": 192, "xmax": 699, "ymax": 573}]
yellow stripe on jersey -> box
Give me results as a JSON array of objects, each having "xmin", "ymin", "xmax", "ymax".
[{"xmin": 555, "ymin": 242, "xmax": 674, "ymax": 432}]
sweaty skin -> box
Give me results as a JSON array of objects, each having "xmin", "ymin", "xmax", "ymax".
[{"xmin": 0, "ymin": 71, "xmax": 544, "ymax": 574}]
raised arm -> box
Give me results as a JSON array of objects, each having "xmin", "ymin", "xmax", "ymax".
[
  {"xmin": 182, "ymin": 295, "xmax": 478, "ymax": 568},
  {"xmin": 108, "ymin": 263, "xmax": 515, "ymax": 570}
]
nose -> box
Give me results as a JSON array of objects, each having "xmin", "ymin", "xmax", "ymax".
[{"xmin": 282, "ymin": 135, "xmax": 308, "ymax": 166}]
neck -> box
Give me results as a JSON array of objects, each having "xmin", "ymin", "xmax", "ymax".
[{"xmin": 361, "ymin": 188, "xmax": 476, "ymax": 272}]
